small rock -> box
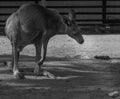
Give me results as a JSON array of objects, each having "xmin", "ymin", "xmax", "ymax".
[
  {"xmin": 108, "ymin": 91, "xmax": 119, "ymax": 98},
  {"xmin": 94, "ymin": 55, "xmax": 110, "ymax": 60}
]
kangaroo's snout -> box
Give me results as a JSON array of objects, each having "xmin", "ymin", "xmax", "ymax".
[{"xmin": 80, "ymin": 39, "xmax": 84, "ymax": 44}]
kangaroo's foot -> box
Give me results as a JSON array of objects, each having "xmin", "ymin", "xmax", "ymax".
[
  {"xmin": 13, "ymin": 70, "xmax": 25, "ymax": 79},
  {"xmin": 43, "ymin": 70, "xmax": 55, "ymax": 79},
  {"xmin": 34, "ymin": 66, "xmax": 55, "ymax": 79}
]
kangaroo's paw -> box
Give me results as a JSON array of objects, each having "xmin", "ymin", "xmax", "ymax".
[
  {"xmin": 34, "ymin": 66, "xmax": 55, "ymax": 78},
  {"xmin": 34, "ymin": 66, "xmax": 43, "ymax": 76},
  {"xmin": 14, "ymin": 70, "xmax": 25, "ymax": 79},
  {"xmin": 43, "ymin": 70, "xmax": 55, "ymax": 79}
]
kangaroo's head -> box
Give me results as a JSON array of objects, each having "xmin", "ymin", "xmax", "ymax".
[{"xmin": 62, "ymin": 9, "xmax": 84, "ymax": 44}]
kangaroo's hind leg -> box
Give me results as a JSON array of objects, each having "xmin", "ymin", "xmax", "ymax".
[
  {"xmin": 12, "ymin": 42, "xmax": 24, "ymax": 79},
  {"xmin": 8, "ymin": 47, "xmax": 20, "ymax": 72}
]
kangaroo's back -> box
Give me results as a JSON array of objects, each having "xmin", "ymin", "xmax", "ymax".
[
  {"xmin": 17, "ymin": 3, "xmax": 63, "ymax": 33},
  {"xmin": 5, "ymin": 3, "xmax": 66, "ymax": 46}
]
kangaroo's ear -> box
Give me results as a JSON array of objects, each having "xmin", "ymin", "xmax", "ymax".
[
  {"xmin": 68, "ymin": 9, "xmax": 76, "ymax": 21},
  {"xmin": 62, "ymin": 15, "xmax": 71, "ymax": 26}
]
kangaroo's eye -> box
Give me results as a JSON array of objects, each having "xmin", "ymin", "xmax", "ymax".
[{"xmin": 66, "ymin": 20, "xmax": 71, "ymax": 26}]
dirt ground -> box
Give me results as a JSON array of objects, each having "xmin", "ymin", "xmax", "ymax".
[
  {"xmin": 0, "ymin": 35, "xmax": 120, "ymax": 99},
  {"xmin": 0, "ymin": 58, "xmax": 120, "ymax": 99}
]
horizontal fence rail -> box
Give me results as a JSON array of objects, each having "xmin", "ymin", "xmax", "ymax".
[{"xmin": 0, "ymin": 0, "xmax": 120, "ymax": 35}]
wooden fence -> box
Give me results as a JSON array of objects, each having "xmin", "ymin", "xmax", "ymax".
[{"xmin": 0, "ymin": 0, "xmax": 120, "ymax": 35}]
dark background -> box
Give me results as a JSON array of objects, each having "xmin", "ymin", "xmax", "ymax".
[{"xmin": 1, "ymin": 0, "xmax": 120, "ymax": 35}]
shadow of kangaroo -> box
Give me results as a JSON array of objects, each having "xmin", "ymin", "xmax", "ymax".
[{"xmin": 5, "ymin": 3, "xmax": 84, "ymax": 79}]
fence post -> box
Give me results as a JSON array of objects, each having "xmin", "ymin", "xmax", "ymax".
[
  {"xmin": 35, "ymin": 0, "xmax": 39, "ymax": 4},
  {"xmin": 102, "ymin": 0, "xmax": 107, "ymax": 24}
]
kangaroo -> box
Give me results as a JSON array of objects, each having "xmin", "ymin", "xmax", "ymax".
[{"xmin": 5, "ymin": 3, "xmax": 84, "ymax": 79}]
